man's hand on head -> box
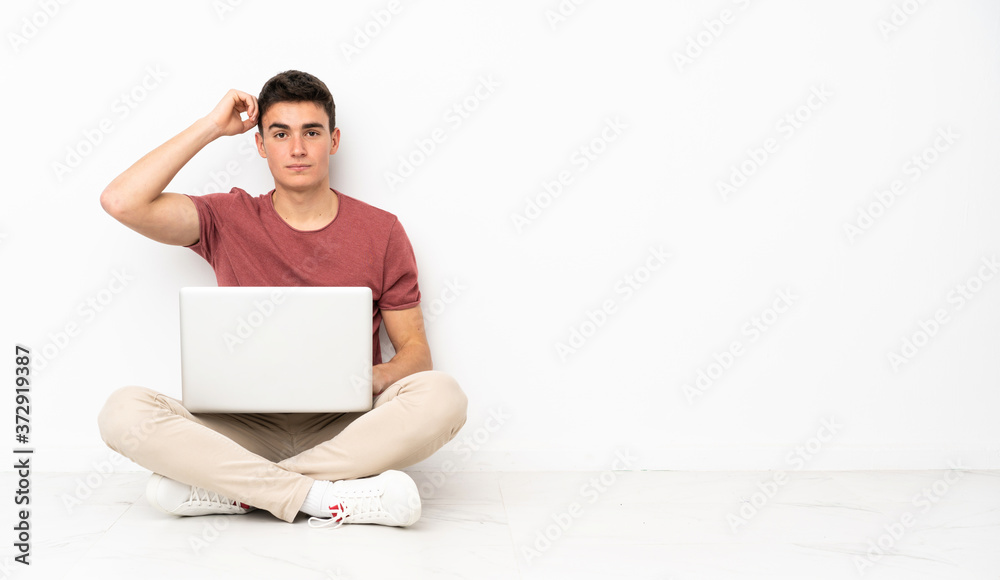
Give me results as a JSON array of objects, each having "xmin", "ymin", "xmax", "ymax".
[
  {"xmin": 100, "ymin": 91, "xmax": 258, "ymax": 246},
  {"xmin": 205, "ymin": 89, "xmax": 258, "ymax": 138}
]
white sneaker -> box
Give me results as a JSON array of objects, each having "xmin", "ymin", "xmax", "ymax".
[
  {"xmin": 308, "ymin": 470, "xmax": 421, "ymax": 528},
  {"xmin": 146, "ymin": 473, "xmax": 252, "ymax": 516}
]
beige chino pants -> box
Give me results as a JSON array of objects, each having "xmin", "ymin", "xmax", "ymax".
[{"xmin": 97, "ymin": 370, "xmax": 468, "ymax": 522}]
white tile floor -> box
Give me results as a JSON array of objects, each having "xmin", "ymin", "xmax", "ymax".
[{"xmin": 1, "ymin": 469, "xmax": 998, "ymax": 579}]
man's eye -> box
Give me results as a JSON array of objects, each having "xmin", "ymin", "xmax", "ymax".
[
  {"xmin": 274, "ymin": 132, "xmax": 286, "ymax": 138},
  {"xmin": 307, "ymin": 131, "xmax": 319, "ymax": 136}
]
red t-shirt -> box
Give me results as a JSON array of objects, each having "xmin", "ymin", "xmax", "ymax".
[{"xmin": 184, "ymin": 187, "xmax": 420, "ymax": 365}]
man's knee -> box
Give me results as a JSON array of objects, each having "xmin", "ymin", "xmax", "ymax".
[
  {"xmin": 419, "ymin": 370, "xmax": 468, "ymax": 428},
  {"xmin": 97, "ymin": 386, "xmax": 161, "ymax": 452}
]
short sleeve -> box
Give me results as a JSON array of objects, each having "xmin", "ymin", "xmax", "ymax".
[
  {"xmin": 379, "ymin": 218, "xmax": 420, "ymax": 310},
  {"xmin": 183, "ymin": 191, "xmax": 232, "ymax": 264}
]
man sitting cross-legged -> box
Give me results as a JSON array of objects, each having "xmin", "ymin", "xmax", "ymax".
[{"xmin": 97, "ymin": 70, "xmax": 467, "ymax": 527}]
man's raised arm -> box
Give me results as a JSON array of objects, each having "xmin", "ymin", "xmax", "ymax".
[{"xmin": 99, "ymin": 89, "xmax": 258, "ymax": 246}]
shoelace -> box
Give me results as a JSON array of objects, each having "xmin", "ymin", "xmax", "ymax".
[
  {"xmin": 309, "ymin": 503, "xmax": 346, "ymax": 529},
  {"xmin": 188, "ymin": 486, "xmax": 245, "ymax": 510},
  {"xmin": 307, "ymin": 484, "xmax": 385, "ymax": 529}
]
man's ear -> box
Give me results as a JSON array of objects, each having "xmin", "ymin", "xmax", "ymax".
[
  {"xmin": 255, "ymin": 131, "xmax": 267, "ymax": 158},
  {"xmin": 329, "ymin": 127, "xmax": 340, "ymax": 156}
]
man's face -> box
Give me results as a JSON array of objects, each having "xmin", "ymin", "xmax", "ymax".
[{"xmin": 254, "ymin": 101, "xmax": 339, "ymax": 193}]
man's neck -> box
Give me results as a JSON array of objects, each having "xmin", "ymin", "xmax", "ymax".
[{"xmin": 271, "ymin": 184, "xmax": 339, "ymax": 231}]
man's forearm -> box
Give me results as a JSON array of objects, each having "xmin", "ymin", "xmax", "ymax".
[
  {"xmin": 101, "ymin": 118, "xmax": 221, "ymax": 214},
  {"xmin": 373, "ymin": 343, "xmax": 432, "ymax": 396}
]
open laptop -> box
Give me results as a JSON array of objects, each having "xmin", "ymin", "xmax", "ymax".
[{"xmin": 179, "ymin": 286, "xmax": 373, "ymax": 413}]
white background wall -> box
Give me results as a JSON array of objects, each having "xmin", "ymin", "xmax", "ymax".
[{"xmin": 1, "ymin": 0, "xmax": 998, "ymax": 474}]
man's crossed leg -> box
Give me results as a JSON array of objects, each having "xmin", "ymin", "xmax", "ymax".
[{"xmin": 98, "ymin": 370, "xmax": 467, "ymax": 526}]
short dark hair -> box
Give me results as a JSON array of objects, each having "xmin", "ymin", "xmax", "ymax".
[{"xmin": 257, "ymin": 70, "xmax": 336, "ymax": 134}]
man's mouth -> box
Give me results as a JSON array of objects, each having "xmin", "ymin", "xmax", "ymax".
[{"xmin": 287, "ymin": 164, "xmax": 311, "ymax": 171}]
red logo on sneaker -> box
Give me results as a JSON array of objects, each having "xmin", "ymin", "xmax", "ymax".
[{"xmin": 326, "ymin": 503, "xmax": 345, "ymax": 522}]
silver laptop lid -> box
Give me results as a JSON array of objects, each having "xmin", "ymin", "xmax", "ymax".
[{"xmin": 180, "ymin": 286, "xmax": 373, "ymax": 413}]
